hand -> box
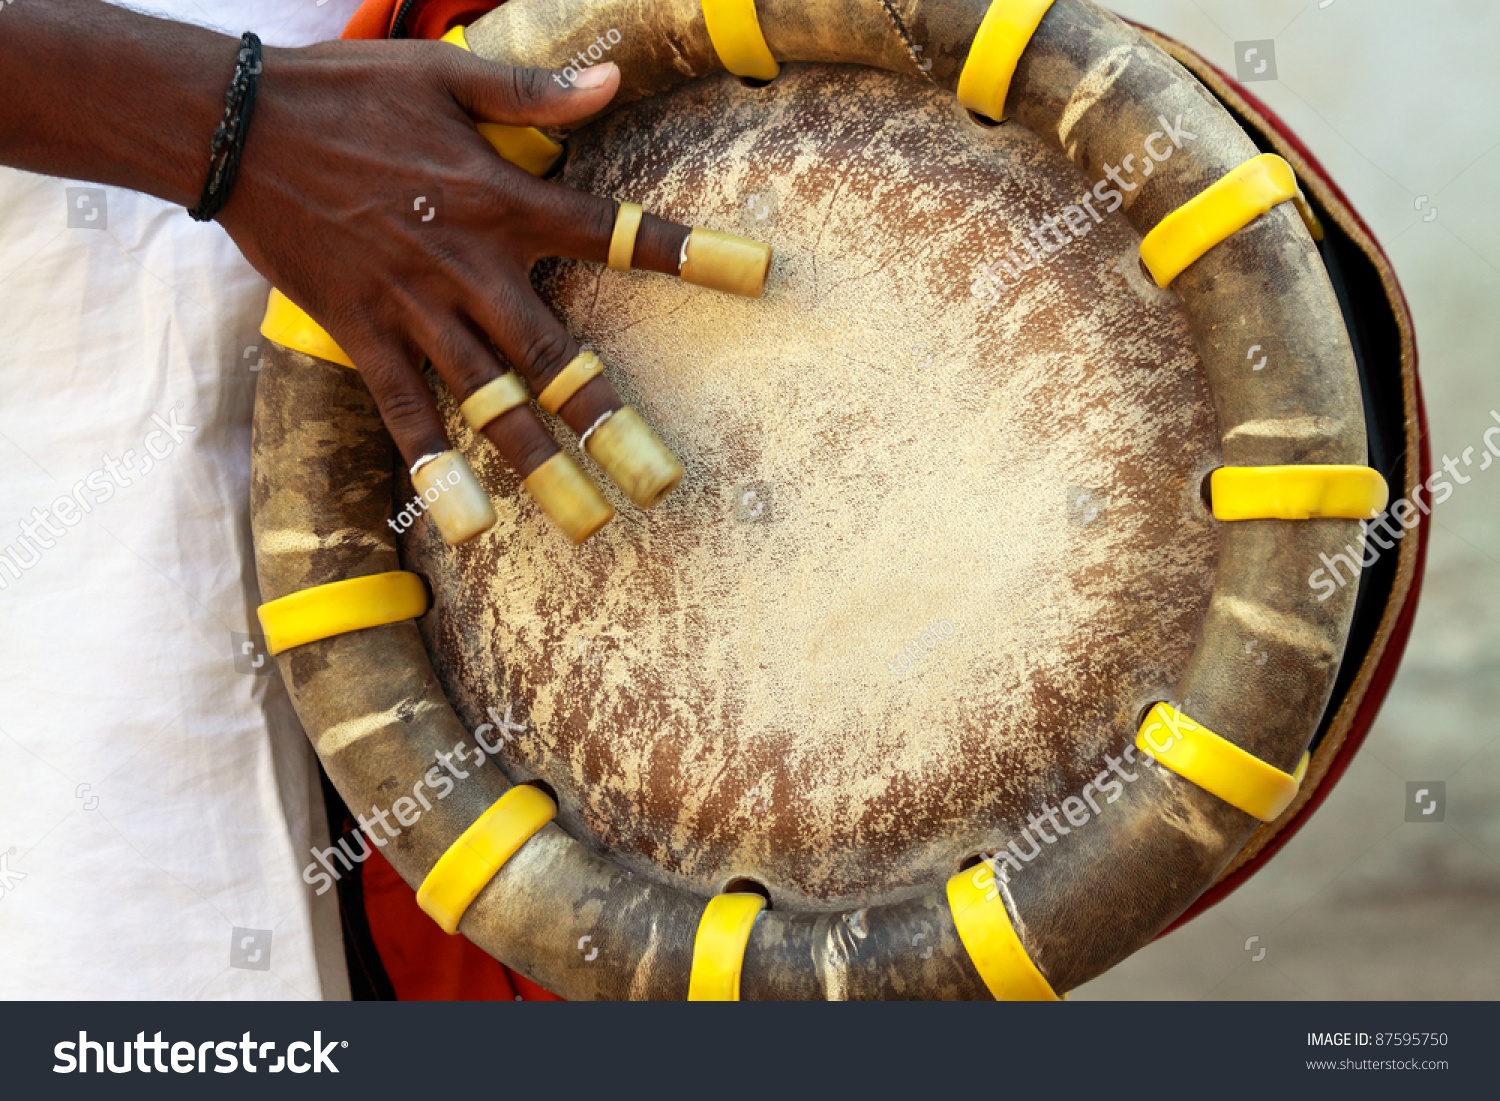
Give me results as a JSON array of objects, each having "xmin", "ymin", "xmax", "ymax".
[
  {"xmin": 222, "ymin": 39, "xmax": 689, "ymax": 472},
  {"xmin": 0, "ymin": 0, "xmax": 701, "ymax": 512}
]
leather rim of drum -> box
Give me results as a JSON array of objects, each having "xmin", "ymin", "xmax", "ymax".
[{"xmin": 252, "ymin": 0, "xmax": 1387, "ymax": 999}]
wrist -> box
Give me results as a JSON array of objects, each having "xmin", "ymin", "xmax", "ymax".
[
  {"xmin": 0, "ymin": 0, "xmax": 248, "ymax": 209},
  {"xmin": 187, "ymin": 33, "xmax": 264, "ymax": 223}
]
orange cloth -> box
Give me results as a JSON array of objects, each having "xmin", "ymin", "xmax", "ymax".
[
  {"xmin": 362, "ymin": 847, "xmax": 563, "ymax": 1001},
  {"xmin": 341, "ymin": 0, "xmax": 500, "ymax": 41}
]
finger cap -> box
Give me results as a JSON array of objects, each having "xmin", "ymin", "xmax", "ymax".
[
  {"xmin": 680, "ymin": 228, "xmax": 773, "ymax": 299},
  {"xmin": 585, "ymin": 407, "xmax": 684, "ymax": 510},
  {"xmin": 412, "ymin": 451, "xmax": 497, "ymax": 546},
  {"xmin": 522, "ymin": 452, "xmax": 615, "ymax": 543}
]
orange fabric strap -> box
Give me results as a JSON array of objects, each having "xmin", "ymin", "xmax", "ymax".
[
  {"xmin": 342, "ymin": 0, "xmax": 500, "ymax": 41},
  {"xmin": 339, "ymin": 0, "xmax": 396, "ymax": 39}
]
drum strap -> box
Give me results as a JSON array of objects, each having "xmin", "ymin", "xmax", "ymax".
[
  {"xmin": 1136, "ymin": 704, "xmax": 1301, "ymax": 822},
  {"xmin": 688, "ymin": 892, "xmax": 767, "ymax": 1000},
  {"xmin": 956, "ymin": 0, "xmax": 1056, "ymax": 123},
  {"xmin": 257, "ymin": 571, "xmax": 429, "ymax": 655},
  {"xmin": 1210, "ymin": 465, "xmax": 1389, "ymax": 521},
  {"xmin": 1141, "ymin": 153, "xmax": 1323, "ymax": 287},
  {"xmin": 416, "ymin": 786, "xmax": 558, "ymax": 935},
  {"xmin": 700, "ymin": 0, "xmax": 779, "ymax": 82},
  {"xmin": 946, "ymin": 867, "xmax": 1060, "ymax": 1000}
]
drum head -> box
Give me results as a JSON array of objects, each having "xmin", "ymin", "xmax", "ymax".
[{"xmin": 403, "ymin": 63, "xmax": 1220, "ymax": 912}]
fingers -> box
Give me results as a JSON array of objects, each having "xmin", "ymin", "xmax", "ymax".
[
  {"xmin": 420, "ymin": 317, "xmax": 616, "ymax": 544},
  {"xmin": 471, "ymin": 279, "xmax": 612, "ymax": 436},
  {"xmin": 506, "ymin": 173, "xmax": 770, "ymax": 297},
  {"xmin": 634, "ymin": 212, "xmax": 695, "ymax": 275},
  {"xmin": 420, "ymin": 319, "xmax": 557, "ymax": 478},
  {"xmin": 470, "ymin": 281, "xmax": 683, "ymax": 510},
  {"xmin": 444, "ymin": 52, "xmax": 620, "ymax": 129},
  {"xmin": 337, "ymin": 328, "xmax": 450, "ymax": 470},
  {"xmin": 508, "ymin": 174, "xmax": 690, "ymax": 274},
  {"xmin": 439, "ymin": 48, "xmax": 755, "ymax": 287},
  {"xmin": 339, "ymin": 329, "xmax": 499, "ymax": 547}
]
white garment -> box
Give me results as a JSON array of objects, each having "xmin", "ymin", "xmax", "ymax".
[{"xmin": 0, "ymin": 0, "xmax": 364, "ymax": 999}]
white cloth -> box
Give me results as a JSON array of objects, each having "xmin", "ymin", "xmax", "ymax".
[{"xmin": 0, "ymin": 0, "xmax": 364, "ymax": 999}]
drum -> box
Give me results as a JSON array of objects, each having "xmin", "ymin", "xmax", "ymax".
[{"xmin": 251, "ymin": 0, "xmax": 1425, "ymax": 999}]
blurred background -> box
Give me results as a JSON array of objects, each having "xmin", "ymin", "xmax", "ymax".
[{"xmin": 1074, "ymin": 0, "xmax": 1500, "ymax": 999}]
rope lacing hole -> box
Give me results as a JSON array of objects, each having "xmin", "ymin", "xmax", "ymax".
[
  {"xmin": 722, "ymin": 876, "xmax": 773, "ymax": 908},
  {"xmin": 1136, "ymin": 700, "xmax": 1170, "ymax": 731},
  {"xmin": 525, "ymin": 778, "xmax": 560, "ymax": 806},
  {"xmin": 1200, "ymin": 469, "xmax": 1217, "ymax": 513}
]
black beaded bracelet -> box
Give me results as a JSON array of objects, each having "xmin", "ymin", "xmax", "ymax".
[{"xmin": 188, "ymin": 32, "xmax": 263, "ymax": 223}]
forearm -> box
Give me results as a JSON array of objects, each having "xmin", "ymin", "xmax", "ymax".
[{"xmin": 0, "ymin": 0, "xmax": 239, "ymax": 207}]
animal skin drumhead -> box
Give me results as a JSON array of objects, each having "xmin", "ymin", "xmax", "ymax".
[{"xmin": 399, "ymin": 63, "xmax": 1221, "ymax": 913}]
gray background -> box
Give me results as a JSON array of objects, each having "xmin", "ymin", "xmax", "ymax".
[{"xmin": 1073, "ymin": 0, "xmax": 1500, "ymax": 999}]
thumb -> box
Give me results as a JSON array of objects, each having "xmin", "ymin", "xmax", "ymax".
[{"xmin": 447, "ymin": 55, "xmax": 620, "ymax": 128}]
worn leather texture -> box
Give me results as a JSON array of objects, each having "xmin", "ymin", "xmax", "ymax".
[
  {"xmin": 1142, "ymin": 30, "xmax": 1422, "ymax": 891},
  {"xmin": 254, "ymin": 0, "xmax": 1376, "ymax": 998}
]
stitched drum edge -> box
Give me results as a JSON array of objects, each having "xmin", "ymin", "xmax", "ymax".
[{"xmin": 1145, "ymin": 29, "xmax": 1424, "ymax": 885}]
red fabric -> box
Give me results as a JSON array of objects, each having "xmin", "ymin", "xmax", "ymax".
[
  {"xmin": 341, "ymin": 0, "xmax": 500, "ymax": 41},
  {"xmin": 362, "ymin": 848, "xmax": 562, "ymax": 1000},
  {"xmin": 338, "ymin": 0, "xmax": 396, "ymax": 40},
  {"xmin": 1157, "ymin": 48, "xmax": 1431, "ymax": 932}
]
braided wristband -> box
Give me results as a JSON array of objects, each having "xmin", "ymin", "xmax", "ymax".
[{"xmin": 189, "ymin": 32, "xmax": 263, "ymax": 223}]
